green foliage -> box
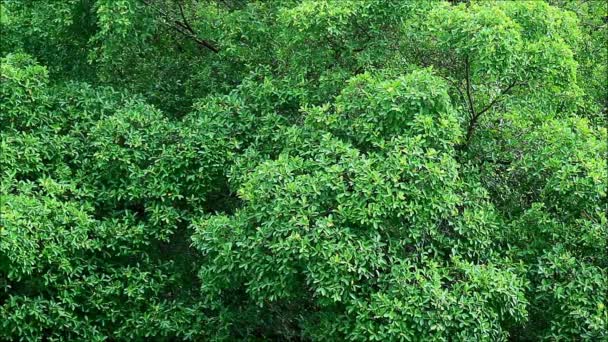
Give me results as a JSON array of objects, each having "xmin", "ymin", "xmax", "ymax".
[
  {"xmin": 307, "ymin": 70, "xmax": 460, "ymax": 150},
  {"xmin": 1, "ymin": 0, "xmax": 606, "ymax": 340},
  {"xmin": 530, "ymin": 247, "xmax": 607, "ymax": 340}
]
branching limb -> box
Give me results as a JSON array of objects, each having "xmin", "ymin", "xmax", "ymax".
[
  {"xmin": 460, "ymin": 55, "xmax": 521, "ymax": 149},
  {"xmin": 142, "ymin": 0, "xmax": 219, "ymax": 53},
  {"xmin": 475, "ymin": 81, "xmax": 519, "ymax": 118}
]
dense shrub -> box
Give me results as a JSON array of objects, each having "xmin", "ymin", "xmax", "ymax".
[{"xmin": 1, "ymin": 1, "xmax": 606, "ymax": 340}]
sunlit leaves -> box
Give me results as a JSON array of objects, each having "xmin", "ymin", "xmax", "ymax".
[{"xmin": 1, "ymin": 0, "xmax": 606, "ymax": 340}]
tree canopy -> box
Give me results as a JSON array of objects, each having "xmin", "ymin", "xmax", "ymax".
[{"xmin": 1, "ymin": 0, "xmax": 606, "ymax": 341}]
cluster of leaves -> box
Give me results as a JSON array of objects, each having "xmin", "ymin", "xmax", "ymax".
[{"xmin": 1, "ymin": 0, "xmax": 606, "ymax": 340}]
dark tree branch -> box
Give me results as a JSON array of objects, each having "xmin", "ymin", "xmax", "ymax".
[
  {"xmin": 476, "ymin": 81, "xmax": 519, "ymax": 117},
  {"xmin": 177, "ymin": 1, "xmax": 196, "ymax": 34},
  {"xmin": 142, "ymin": 0, "xmax": 219, "ymax": 53},
  {"xmin": 438, "ymin": 74, "xmax": 468, "ymax": 114},
  {"xmin": 172, "ymin": 21, "xmax": 219, "ymax": 53},
  {"xmin": 462, "ymin": 55, "xmax": 479, "ymax": 147},
  {"xmin": 459, "ymin": 55, "xmax": 521, "ymax": 150}
]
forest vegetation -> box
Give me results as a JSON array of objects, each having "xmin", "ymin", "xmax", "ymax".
[{"xmin": 0, "ymin": 0, "xmax": 607, "ymax": 340}]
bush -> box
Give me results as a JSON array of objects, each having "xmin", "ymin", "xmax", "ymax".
[{"xmin": 1, "ymin": 1, "xmax": 606, "ymax": 340}]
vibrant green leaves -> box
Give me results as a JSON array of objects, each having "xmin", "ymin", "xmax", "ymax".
[{"xmin": 1, "ymin": 0, "xmax": 606, "ymax": 340}]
